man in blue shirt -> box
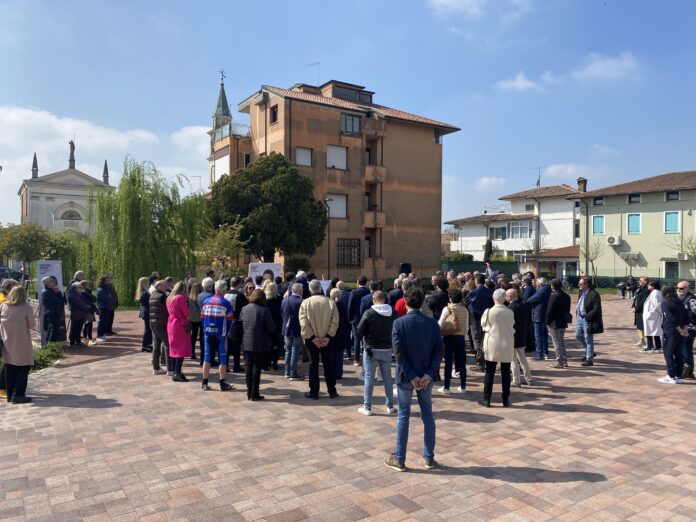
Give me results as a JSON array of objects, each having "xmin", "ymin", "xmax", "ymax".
[
  {"xmin": 385, "ymin": 287, "xmax": 443, "ymax": 472},
  {"xmin": 347, "ymin": 275, "xmax": 370, "ymax": 364},
  {"xmin": 465, "ymin": 274, "xmax": 494, "ymax": 371}
]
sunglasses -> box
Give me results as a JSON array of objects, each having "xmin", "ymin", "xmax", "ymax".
[{"xmin": 677, "ymin": 287, "xmax": 688, "ymax": 290}]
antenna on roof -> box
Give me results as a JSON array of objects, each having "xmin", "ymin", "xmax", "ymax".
[
  {"xmin": 531, "ymin": 166, "xmax": 541, "ymax": 187},
  {"xmin": 306, "ymin": 61, "xmax": 320, "ymax": 86}
]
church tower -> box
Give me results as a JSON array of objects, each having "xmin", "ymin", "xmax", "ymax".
[{"xmin": 213, "ymin": 72, "xmax": 232, "ymax": 130}]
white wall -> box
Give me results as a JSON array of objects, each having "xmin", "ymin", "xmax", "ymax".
[{"xmin": 538, "ymin": 197, "xmax": 576, "ymax": 249}]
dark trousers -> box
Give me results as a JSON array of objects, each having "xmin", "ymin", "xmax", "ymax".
[
  {"xmin": 189, "ymin": 321, "xmax": 203, "ymax": 358},
  {"xmin": 106, "ymin": 309, "xmax": 115, "ymax": 333},
  {"xmin": 525, "ymin": 313, "xmax": 536, "ymax": 352},
  {"xmin": 142, "ymin": 318, "xmax": 152, "ymax": 348},
  {"xmin": 682, "ymin": 331, "xmax": 695, "ymax": 373},
  {"xmin": 5, "ymin": 363, "xmax": 30, "ymax": 401},
  {"xmin": 443, "ymin": 335, "xmax": 466, "ymax": 390},
  {"xmin": 69, "ymin": 318, "xmax": 85, "ymax": 345},
  {"xmin": 244, "ymin": 351, "xmax": 263, "ymax": 398},
  {"xmin": 647, "ymin": 336, "xmax": 662, "ymax": 350},
  {"xmin": 97, "ymin": 310, "xmax": 109, "ymax": 337},
  {"xmin": 172, "ymin": 357, "xmax": 184, "ymax": 374},
  {"xmin": 151, "ymin": 323, "xmax": 171, "ymax": 371},
  {"xmin": 307, "ymin": 342, "xmax": 337, "ymax": 397},
  {"xmin": 0, "ymin": 362, "xmax": 5, "ymax": 389},
  {"xmin": 82, "ymin": 318, "xmax": 93, "ymax": 340},
  {"xmin": 483, "ymin": 360, "xmax": 511, "ymax": 403},
  {"xmin": 229, "ymin": 337, "xmax": 242, "ymax": 369},
  {"xmin": 470, "ymin": 314, "xmax": 485, "ymax": 367},
  {"xmin": 663, "ymin": 332, "xmax": 684, "ymax": 379},
  {"xmin": 350, "ymin": 322, "xmax": 362, "ymax": 362}
]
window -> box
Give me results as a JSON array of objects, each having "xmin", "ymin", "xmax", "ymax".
[
  {"xmin": 664, "ymin": 211, "xmax": 680, "ymax": 234},
  {"xmin": 434, "ymin": 129, "xmax": 442, "ymax": 144},
  {"xmin": 340, "ymin": 113, "xmax": 361, "ymax": 134},
  {"xmin": 270, "ymin": 105, "xmax": 278, "ymax": 124},
  {"xmin": 488, "ymin": 226, "xmax": 507, "ymax": 240},
  {"xmin": 666, "ymin": 191, "xmax": 680, "ymax": 201},
  {"xmin": 295, "ymin": 147, "xmax": 312, "ymax": 167},
  {"xmin": 510, "ymin": 221, "xmax": 530, "ymax": 239},
  {"xmin": 592, "ymin": 215, "xmax": 605, "ymax": 235},
  {"xmin": 60, "ymin": 210, "xmax": 81, "ymax": 220},
  {"xmin": 593, "ymin": 197, "xmax": 604, "ymax": 206},
  {"xmin": 627, "ymin": 213, "xmax": 641, "ymax": 234},
  {"xmin": 325, "ymin": 193, "xmax": 347, "ymax": 219},
  {"xmin": 628, "ymin": 193, "xmax": 641, "ymax": 204},
  {"xmin": 525, "ymin": 203, "xmax": 534, "ymax": 212},
  {"xmin": 336, "ymin": 238, "xmax": 361, "ymax": 267},
  {"xmin": 665, "ymin": 261, "xmax": 679, "ymax": 280},
  {"xmin": 574, "ymin": 221, "xmax": 580, "ymax": 239},
  {"xmin": 327, "ymin": 145, "xmax": 347, "ymax": 170},
  {"xmin": 575, "ymin": 201, "xmax": 580, "ymax": 208},
  {"xmin": 243, "ymin": 153, "xmax": 251, "ymax": 167}
]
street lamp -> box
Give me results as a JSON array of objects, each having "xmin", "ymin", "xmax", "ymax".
[{"xmin": 325, "ymin": 198, "xmax": 333, "ymax": 280}]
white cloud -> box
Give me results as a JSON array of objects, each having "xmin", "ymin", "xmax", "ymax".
[
  {"xmin": 592, "ymin": 144, "xmax": 621, "ymax": 156},
  {"xmin": 495, "ymin": 71, "xmax": 541, "ymax": 92},
  {"xmin": 428, "ymin": 0, "xmax": 488, "ymax": 17},
  {"xmin": 572, "ymin": 52, "xmax": 640, "ymax": 82},
  {"xmin": 544, "ymin": 163, "xmax": 596, "ymax": 179},
  {"xmin": 540, "ymin": 70, "xmax": 562, "ymax": 85},
  {"xmin": 501, "ymin": 0, "xmax": 533, "ymax": 25},
  {"xmin": 171, "ymin": 125, "xmax": 210, "ymax": 159},
  {"xmin": 475, "ymin": 176, "xmax": 507, "ymax": 191}
]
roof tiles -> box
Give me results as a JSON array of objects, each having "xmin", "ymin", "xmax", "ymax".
[
  {"xmin": 578, "ymin": 170, "xmax": 696, "ymax": 198},
  {"xmin": 499, "ymin": 185, "xmax": 580, "ymax": 201}
]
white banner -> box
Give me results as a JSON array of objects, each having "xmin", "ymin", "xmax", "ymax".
[
  {"xmin": 37, "ymin": 260, "xmax": 63, "ymax": 291},
  {"xmin": 248, "ymin": 263, "xmax": 282, "ymax": 282}
]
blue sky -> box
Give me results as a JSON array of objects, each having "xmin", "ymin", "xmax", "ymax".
[{"xmin": 1, "ymin": 0, "xmax": 695, "ymax": 225}]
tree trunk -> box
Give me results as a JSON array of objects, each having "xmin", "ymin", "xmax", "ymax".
[{"xmin": 261, "ymin": 249, "xmax": 276, "ymax": 263}]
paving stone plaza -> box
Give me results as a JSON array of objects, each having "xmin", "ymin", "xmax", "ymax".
[{"xmin": 2, "ymin": 296, "xmax": 696, "ymax": 521}]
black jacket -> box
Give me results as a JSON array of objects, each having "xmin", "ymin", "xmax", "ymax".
[
  {"xmin": 508, "ymin": 300, "xmax": 528, "ymax": 348},
  {"xmin": 662, "ymin": 297, "xmax": 686, "ymax": 332},
  {"xmin": 579, "ymin": 289, "xmax": 603, "ymax": 334},
  {"xmin": 546, "ymin": 290, "xmax": 571, "ymax": 329},
  {"xmin": 148, "ymin": 289, "xmax": 168, "ymax": 328},
  {"xmin": 68, "ymin": 290, "xmax": 89, "ymax": 322},
  {"xmin": 427, "ymin": 290, "xmax": 449, "ymax": 321},
  {"xmin": 632, "ymin": 286, "xmax": 649, "ymax": 329},
  {"xmin": 388, "ymin": 288, "xmax": 403, "ymax": 307},
  {"xmin": 357, "ymin": 305, "xmax": 398, "ymax": 350},
  {"xmin": 348, "ymin": 286, "xmax": 370, "ymax": 323},
  {"xmin": 239, "ymin": 303, "xmax": 275, "ymax": 352}
]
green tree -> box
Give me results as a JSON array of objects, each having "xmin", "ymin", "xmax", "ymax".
[
  {"xmin": 198, "ymin": 222, "xmax": 247, "ymax": 277},
  {"xmin": 43, "ymin": 231, "xmax": 81, "ymax": 284},
  {"xmin": 483, "ymin": 239, "xmax": 493, "ymax": 263},
  {"xmin": 209, "ymin": 152, "xmax": 327, "ymax": 261},
  {"xmin": 0, "ymin": 222, "xmax": 50, "ymax": 280}
]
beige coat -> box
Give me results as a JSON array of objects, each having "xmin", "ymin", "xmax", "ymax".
[
  {"xmin": 299, "ymin": 295, "xmax": 339, "ymax": 340},
  {"xmin": 438, "ymin": 303, "xmax": 470, "ymax": 337},
  {"xmin": 0, "ymin": 303, "xmax": 36, "ymax": 366},
  {"xmin": 481, "ymin": 304, "xmax": 515, "ymax": 363}
]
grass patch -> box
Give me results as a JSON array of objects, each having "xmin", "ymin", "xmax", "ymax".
[{"xmin": 32, "ymin": 342, "xmax": 65, "ymax": 373}]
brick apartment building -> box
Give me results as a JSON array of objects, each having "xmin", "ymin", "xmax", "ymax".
[{"xmin": 208, "ymin": 79, "xmax": 459, "ymax": 281}]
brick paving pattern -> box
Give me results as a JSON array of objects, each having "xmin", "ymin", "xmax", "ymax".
[{"xmin": 2, "ymin": 296, "xmax": 696, "ymax": 521}]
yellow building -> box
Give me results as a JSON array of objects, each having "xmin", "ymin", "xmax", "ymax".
[{"xmin": 209, "ymin": 79, "xmax": 459, "ymax": 281}]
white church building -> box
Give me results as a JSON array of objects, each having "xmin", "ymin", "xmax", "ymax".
[{"xmin": 18, "ymin": 141, "xmax": 111, "ymax": 235}]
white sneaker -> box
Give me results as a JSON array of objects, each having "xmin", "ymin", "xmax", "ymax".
[
  {"xmin": 657, "ymin": 375, "xmax": 677, "ymax": 384},
  {"xmin": 358, "ymin": 406, "xmax": 372, "ymax": 416},
  {"xmin": 95, "ymin": 337, "xmax": 106, "ymax": 343},
  {"xmin": 166, "ymin": 371, "xmax": 173, "ymax": 377},
  {"xmin": 438, "ymin": 386, "xmax": 451, "ymax": 395},
  {"xmin": 386, "ymin": 406, "xmax": 396, "ymax": 415},
  {"xmin": 393, "ymin": 388, "xmax": 398, "ymax": 397},
  {"xmin": 675, "ymin": 377, "xmax": 685, "ymax": 384},
  {"xmin": 88, "ymin": 340, "xmax": 97, "ymax": 346},
  {"xmin": 451, "ymin": 370, "xmax": 460, "ymax": 378},
  {"xmin": 457, "ymin": 386, "xmax": 466, "ymax": 393},
  {"xmin": 633, "ymin": 340, "xmax": 643, "ymax": 347},
  {"xmin": 152, "ymin": 369, "xmax": 165, "ymax": 375}
]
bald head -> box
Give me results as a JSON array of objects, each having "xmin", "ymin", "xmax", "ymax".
[{"xmin": 505, "ymin": 288, "xmax": 518, "ymax": 302}]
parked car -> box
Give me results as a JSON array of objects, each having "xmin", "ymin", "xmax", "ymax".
[{"xmin": 0, "ymin": 267, "xmax": 29, "ymax": 281}]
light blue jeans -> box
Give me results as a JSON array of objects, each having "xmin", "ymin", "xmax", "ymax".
[
  {"xmin": 284, "ymin": 335, "xmax": 302, "ymax": 377},
  {"xmin": 362, "ymin": 348, "xmax": 393, "ymax": 409},
  {"xmin": 395, "ymin": 380, "xmax": 435, "ymax": 464},
  {"xmin": 575, "ymin": 316, "xmax": 594, "ymax": 361}
]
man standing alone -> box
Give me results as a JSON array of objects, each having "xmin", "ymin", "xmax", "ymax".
[{"xmin": 385, "ymin": 287, "xmax": 443, "ymax": 472}]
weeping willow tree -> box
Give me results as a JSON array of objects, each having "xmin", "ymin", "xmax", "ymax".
[{"xmin": 92, "ymin": 158, "xmax": 209, "ymax": 305}]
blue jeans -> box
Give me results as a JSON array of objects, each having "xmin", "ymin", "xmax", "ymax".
[
  {"xmin": 575, "ymin": 316, "xmax": 594, "ymax": 361},
  {"xmin": 284, "ymin": 336, "xmax": 302, "ymax": 377},
  {"xmin": 533, "ymin": 322, "xmax": 548, "ymax": 357},
  {"xmin": 395, "ymin": 380, "xmax": 435, "ymax": 464},
  {"xmin": 363, "ymin": 348, "xmax": 393, "ymax": 409},
  {"xmin": 351, "ymin": 322, "xmax": 362, "ymax": 362}
]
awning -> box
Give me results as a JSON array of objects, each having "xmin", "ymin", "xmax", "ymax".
[{"xmin": 659, "ymin": 257, "xmax": 678, "ymax": 262}]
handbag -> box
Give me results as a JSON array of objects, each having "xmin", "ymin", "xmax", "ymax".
[
  {"xmin": 440, "ymin": 305, "xmax": 461, "ymax": 336},
  {"xmin": 565, "ymin": 312, "xmax": 573, "ymax": 324}
]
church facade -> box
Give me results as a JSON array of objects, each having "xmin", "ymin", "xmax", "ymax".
[{"xmin": 18, "ymin": 142, "xmax": 111, "ymax": 235}]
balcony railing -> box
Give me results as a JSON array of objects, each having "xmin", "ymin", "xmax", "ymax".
[
  {"xmin": 364, "ymin": 118, "xmax": 386, "ymax": 136},
  {"xmin": 364, "ymin": 165, "xmax": 386, "ymax": 183},
  {"xmin": 363, "ymin": 211, "xmax": 386, "ymax": 229}
]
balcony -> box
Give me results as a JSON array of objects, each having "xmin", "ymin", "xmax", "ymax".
[
  {"xmin": 364, "ymin": 165, "xmax": 386, "ymax": 184},
  {"xmin": 363, "ymin": 210, "xmax": 386, "ymax": 229},
  {"xmin": 364, "ymin": 118, "xmax": 386, "ymax": 136}
]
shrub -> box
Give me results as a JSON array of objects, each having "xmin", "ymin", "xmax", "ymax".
[{"xmin": 32, "ymin": 343, "xmax": 65, "ymax": 373}]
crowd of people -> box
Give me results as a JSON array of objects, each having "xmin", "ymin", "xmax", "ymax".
[{"xmin": 2, "ymin": 262, "xmax": 694, "ymax": 472}]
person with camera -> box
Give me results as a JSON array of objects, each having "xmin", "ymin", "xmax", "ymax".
[{"xmin": 357, "ymin": 290, "xmax": 398, "ymax": 416}]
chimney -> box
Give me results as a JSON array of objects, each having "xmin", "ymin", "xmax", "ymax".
[
  {"xmin": 577, "ymin": 177, "xmax": 587, "ymax": 192},
  {"xmin": 102, "ymin": 160, "xmax": 109, "ymax": 185},
  {"xmin": 31, "ymin": 152, "xmax": 38, "ymax": 179}
]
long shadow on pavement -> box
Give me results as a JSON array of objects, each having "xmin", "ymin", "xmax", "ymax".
[
  {"xmin": 410, "ymin": 465, "xmax": 607, "ymax": 482},
  {"xmin": 514, "ymin": 403, "xmax": 627, "ymax": 414},
  {"xmin": 30, "ymin": 393, "xmax": 122, "ymax": 409}
]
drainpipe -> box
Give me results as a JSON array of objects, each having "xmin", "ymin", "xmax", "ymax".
[
  {"xmin": 533, "ymin": 198, "xmax": 541, "ymax": 275},
  {"xmin": 581, "ymin": 200, "xmax": 590, "ymax": 275},
  {"xmin": 288, "ymin": 99, "xmax": 292, "ymax": 159}
]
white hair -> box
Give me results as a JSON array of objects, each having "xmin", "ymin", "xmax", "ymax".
[
  {"xmin": 292, "ymin": 283, "xmax": 304, "ymax": 296},
  {"xmin": 309, "ymin": 279, "xmax": 322, "ymax": 295},
  {"xmin": 202, "ymin": 277, "xmax": 215, "ymax": 291},
  {"xmin": 296, "ymin": 270, "xmax": 307, "ymax": 279},
  {"xmin": 394, "ymin": 278, "xmax": 401, "ymax": 288},
  {"xmin": 214, "ymin": 279, "xmax": 228, "ymax": 294},
  {"xmin": 493, "ymin": 288, "xmax": 507, "ymax": 304},
  {"xmin": 537, "ymin": 277, "xmax": 547, "ymax": 286}
]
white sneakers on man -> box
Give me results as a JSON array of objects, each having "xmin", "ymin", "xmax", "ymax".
[
  {"xmin": 438, "ymin": 386, "xmax": 451, "ymax": 395},
  {"xmin": 657, "ymin": 375, "xmax": 681, "ymax": 384},
  {"xmin": 358, "ymin": 406, "xmax": 372, "ymax": 416}
]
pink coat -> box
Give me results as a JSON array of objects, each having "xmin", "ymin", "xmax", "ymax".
[{"xmin": 167, "ymin": 294, "xmax": 191, "ymax": 358}]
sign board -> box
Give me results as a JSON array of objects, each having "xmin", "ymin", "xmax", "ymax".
[
  {"xmin": 248, "ymin": 263, "xmax": 282, "ymax": 282},
  {"xmin": 319, "ymin": 280, "xmax": 331, "ymax": 295},
  {"xmin": 37, "ymin": 260, "xmax": 64, "ymax": 291}
]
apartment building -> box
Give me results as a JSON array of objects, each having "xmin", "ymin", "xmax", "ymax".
[
  {"xmin": 446, "ymin": 182, "xmax": 582, "ymax": 276},
  {"xmin": 577, "ymin": 170, "xmax": 696, "ymax": 280},
  {"xmin": 208, "ymin": 79, "xmax": 459, "ymax": 280}
]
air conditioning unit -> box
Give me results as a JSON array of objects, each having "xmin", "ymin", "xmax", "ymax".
[
  {"xmin": 677, "ymin": 252, "xmax": 689, "ymax": 261},
  {"xmin": 606, "ymin": 235, "xmax": 622, "ymax": 246}
]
